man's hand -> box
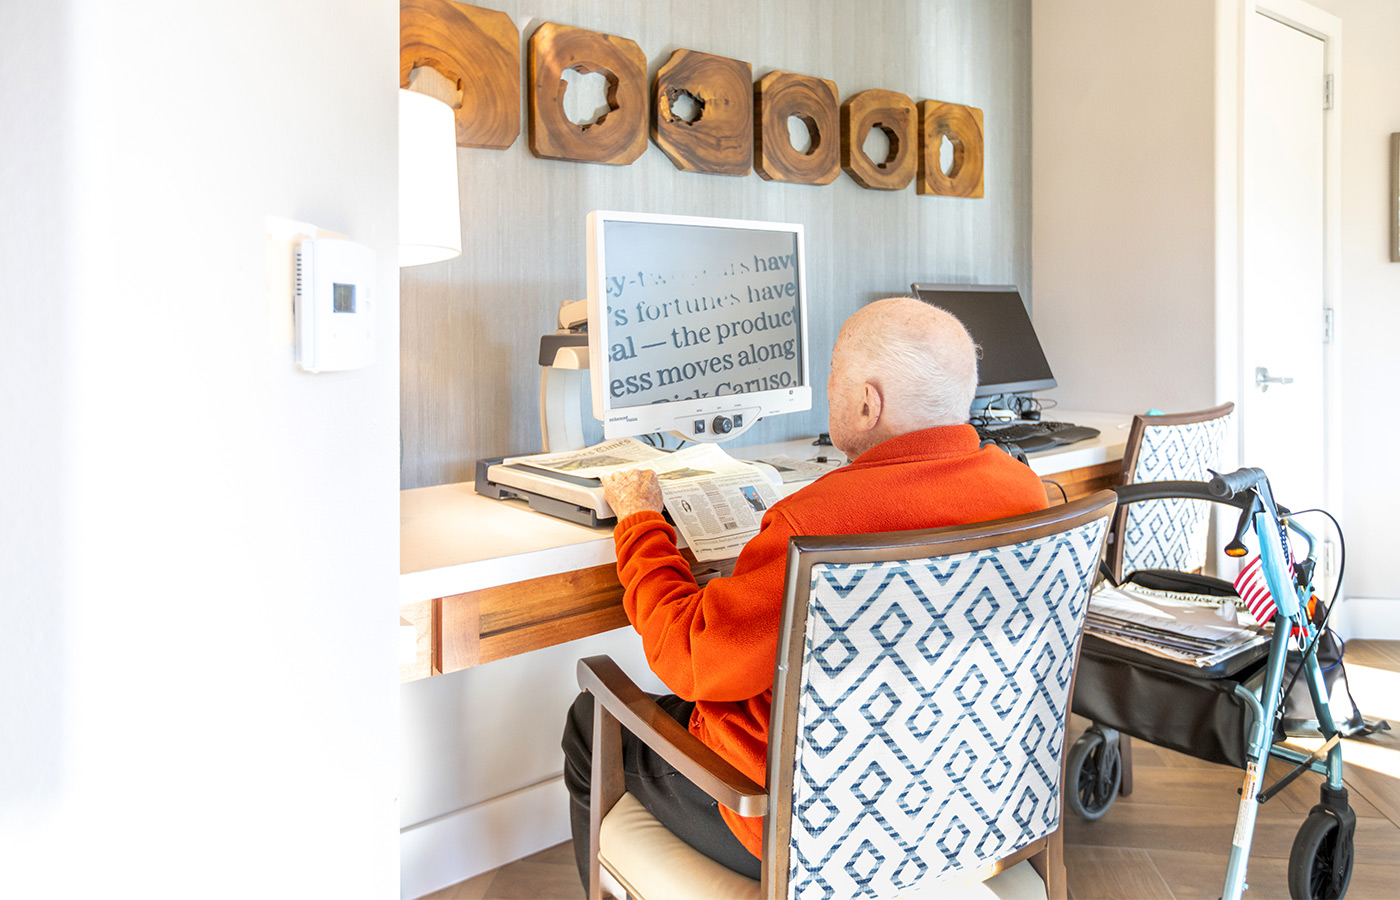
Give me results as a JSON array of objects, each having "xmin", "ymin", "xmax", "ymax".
[{"xmin": 602, "ymin": 469, "xmax": 665, "ymax": 521}]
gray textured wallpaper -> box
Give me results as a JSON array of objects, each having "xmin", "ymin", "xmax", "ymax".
[{"xmin": 400, "ymin": 0, "xmax": 1032, "ymax": 488}]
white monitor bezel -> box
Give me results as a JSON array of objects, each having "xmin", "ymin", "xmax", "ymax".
[{"xmin": 586, "ymin": 210, "xmax": 813, "ymax": 441}]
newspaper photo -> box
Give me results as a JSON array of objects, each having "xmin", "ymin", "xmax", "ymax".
[
  {"xmin": 505, "ymin": 439, "xmax": 780, "ymax": 561},
  {"xmin": 643, "ymin": 444, "xmax": 779, "ymax": 561}
]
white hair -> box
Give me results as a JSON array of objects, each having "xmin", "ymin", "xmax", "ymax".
[{"xmin": 844, "ymin": 298, "xmax": 978, "ymax": 428}]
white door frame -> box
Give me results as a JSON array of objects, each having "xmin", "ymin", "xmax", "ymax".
[{"xmin": 1216, "ymin": 0, "xmax": 1343, "ymax": 598}]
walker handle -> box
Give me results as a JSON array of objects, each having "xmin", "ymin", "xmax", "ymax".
[{"xmin": 1208, "ymin": 467, "xmax": 1268, "ymax": 500}]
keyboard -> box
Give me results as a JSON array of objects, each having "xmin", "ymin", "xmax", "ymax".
[{"xmin": 973, "ymin": 419, "xmax": 1101, "ymax": 452}]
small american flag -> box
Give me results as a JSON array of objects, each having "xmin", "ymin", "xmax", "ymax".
[{"xmin": 1234, "ymin": 555, "xmax": 1278, "ymax": 625}]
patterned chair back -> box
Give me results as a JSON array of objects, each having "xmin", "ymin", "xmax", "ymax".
[
  {"xmin": 1111, "ymin": 404, "xmax": 1234, "ymax": 582},
  {"xmin": 763, "ymin": 493, "xmax": 1115, "ymax": 900}
]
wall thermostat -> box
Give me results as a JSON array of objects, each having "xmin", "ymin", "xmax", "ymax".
[{"xmin": 294, "ymin": 237, "xmax": 376, "ymax": 372}]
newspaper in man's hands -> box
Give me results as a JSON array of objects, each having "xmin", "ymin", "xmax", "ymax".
[{"xmin": 505, "ymin": 438, "xmax": 780, "ymax": 561}]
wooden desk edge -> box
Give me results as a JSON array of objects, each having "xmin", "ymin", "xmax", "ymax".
[
  {"xmin": 405, "ymin": 553, "xmax": 736, "ymax": 681},
  {"xmin": 401, "ymin": 450, "xmax": 1124, "ymax": 682}
]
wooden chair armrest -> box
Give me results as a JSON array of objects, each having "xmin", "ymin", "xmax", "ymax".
[{"xmin": 578, "ymin": 655, "xmax": 768, "ymax": 818}]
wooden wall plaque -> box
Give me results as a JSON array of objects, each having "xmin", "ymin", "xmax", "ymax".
[
  {"xmin": 400, "ymin": 0, "xmax": 520, "ymax": 150},
  {"xmin": 753, "ymin": 70, "xmax": 841, "ymax": 185},
  {"xmin": 918, "ymin": 100, "xmax": 985, "ymax": 198},
  {"xmin": 651, "ymin": 49, "xmax": 753, "ymax": 176},
  {"xmin": 528, "ymin": 22, "xmax": 648, "ymax": 166},
  {"xmin": 840, "ymin": 89, "xmax": 917, "ymax": 191}
]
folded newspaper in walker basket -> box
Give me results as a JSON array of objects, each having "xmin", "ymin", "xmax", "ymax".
[
  {"xmin": 503, "ymin": 437, "xmax": 779, "ymax": 562},
  {"xmin": 1087, "ymin": 583, "xmax": 1269, "ymax": 668}
]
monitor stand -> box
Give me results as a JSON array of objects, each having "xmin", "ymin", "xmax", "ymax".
[
  {"xmin": 474, "ymin": 324, "xmax": 613, "ymax": 526},
  {"xmin": 538, "ymin": 301, "xmax": 591, "ymax": 452},
  {"xmin": 539, "ymin": 357, "xmax": 588, "ymax": 453}
]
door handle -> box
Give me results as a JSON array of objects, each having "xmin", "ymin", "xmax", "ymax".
[{"xmin": 1255, "ymin": 366, "xmax": 1294, "ymax": 392}]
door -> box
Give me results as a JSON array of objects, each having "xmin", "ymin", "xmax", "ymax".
[{"xmin": 1240, "ymin": 9, "xmax": 1330, "ymax": 522}]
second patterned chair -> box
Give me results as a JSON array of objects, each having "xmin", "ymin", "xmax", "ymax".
[{"xmin": 1107, "ymin": 402, "xmax": 1235, "ymax": 584}]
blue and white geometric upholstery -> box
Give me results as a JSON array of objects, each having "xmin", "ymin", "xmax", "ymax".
[
  {"xmin": 1119, "ymin": 412, "xmax": 1232, "ymax": 577},
  {"xmin": 786, "ymin": 518, "xmax": 1108, "ymax": 900}
]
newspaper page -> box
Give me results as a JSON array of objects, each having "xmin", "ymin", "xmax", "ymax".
[
  {"xmin": 1087, "ymin": 584, "xmax": 1268, "ymax": 667},
  {"xmin": 754, "ymin": 454, "xmax": 844, "ymax": 484},
  {"xmin": 504, "ymin": 439, "xmax": 779, "ymax": 561},
  {"xmin": 634, "ymin": 444, "xmax": 779, "ymax": 561},
  {"xmin": 503, "ymin": 437, "xmax": 669, "ymax": 478}
]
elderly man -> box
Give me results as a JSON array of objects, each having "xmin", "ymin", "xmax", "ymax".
[{"xmin": 562, "ymin": 297, "xmax": 1049, "ymax": 889}]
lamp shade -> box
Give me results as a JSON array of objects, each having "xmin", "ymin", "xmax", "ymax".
[{"xmin": 399, "ymin": 88, "xmax": 462, "ymax": 267}]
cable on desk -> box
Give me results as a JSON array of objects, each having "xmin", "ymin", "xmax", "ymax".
[
  {"xmin": 972, "ymin": 393, "xmax": 1061, "ymax": 425},
  {"xmin": 1014, "ymin": 394, "xmax": 1058, "ymax": 418}
]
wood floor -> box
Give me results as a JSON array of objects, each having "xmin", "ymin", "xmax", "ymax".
[{"xmin": 419, "ymin": 640, "xmax": 1400, "ymax": 900}]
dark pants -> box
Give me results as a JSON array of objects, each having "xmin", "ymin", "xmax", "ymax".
[{"xmin": 561, "ymin": 690, "xmax": 763, "ymax": 895}]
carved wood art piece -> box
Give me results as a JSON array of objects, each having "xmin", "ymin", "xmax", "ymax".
[
  {"xmin": 399, "ymin": 0, "xmax": 520, "ymax": 150},
  {"xmin": 528, "ymin": 22, "xmax": 648, "ymax": 166},
  {"xmin": 753, "ymin": 71, "xmax": 841, "ymax": 185},
  {"xmin": 651, "ymin": 49, "xmax": 753, "ymax": 176},
  {"xmin": 840, "ymin": 89, "xmax": 917, "ymax": 191},
  {"xmin": 917, "ymin": 100, "xmax": 985, "ymax": 198}
]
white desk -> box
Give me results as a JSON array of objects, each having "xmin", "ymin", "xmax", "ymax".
[{"xmin": 399, "ymin": 411, "xmax": 1131, "ymax": 680}]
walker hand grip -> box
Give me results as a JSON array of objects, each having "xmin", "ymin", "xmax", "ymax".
[{"xmin": 1208, "ymin": 467, "xmax": 1267, "ymax": 499}]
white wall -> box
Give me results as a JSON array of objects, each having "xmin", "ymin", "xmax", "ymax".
[
  {"xmin": 1033, "ymin": 0, "xmax": 1400, "ymax": 630},
  {"xmin": 399, "ymin": 628, "xmax": 666, "ymax": 899},
  {"xmin": 0, "ymin": 2, "xmax": 401, "ymax": 897},
  {"xmin": 1032, "ymin": 0, "xmax": 1221, "ymax": 414},
  {"xmin": 2, "ymin": 0, "xmax": 74, "ymax": 833}
]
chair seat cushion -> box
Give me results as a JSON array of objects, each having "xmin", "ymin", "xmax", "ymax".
[
  {"xmin": 600, "ymin": 793, "xmax": 761, "ymax": 900},
  {"xmin": 599, "ymin": 793, "xmax": 1048, "ymax": 900}
]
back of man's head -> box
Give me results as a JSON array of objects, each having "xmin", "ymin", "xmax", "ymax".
[{"xmin": 837, "ymin": 296, "xmax": 978, "ymax": 431}]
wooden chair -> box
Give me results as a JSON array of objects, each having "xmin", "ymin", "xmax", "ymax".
[
  {"xmin": 1107, "ymin": 403, "xmax": 1235, "ymax": 584},
  {"xmin": 1098, "ymin": 403, "xmax": 1233, "ymax": 799},
  {"xmin": 576, "ymin": 491, "xmax": 1117, "ymax": 900}
]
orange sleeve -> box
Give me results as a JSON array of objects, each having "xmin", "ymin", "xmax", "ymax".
[{"xmin": 613, "ymin": 509, "xmax": 796, "ymax": 703}]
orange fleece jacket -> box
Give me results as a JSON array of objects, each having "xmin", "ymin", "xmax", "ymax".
[{"xmin": 610, "ymin": 425, "xmax": 1050, "ymax": 857}]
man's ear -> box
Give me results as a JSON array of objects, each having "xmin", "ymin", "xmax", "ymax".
[{"xmin": 859, "ymin": 381, "xmax": 883, "ymax": 429}]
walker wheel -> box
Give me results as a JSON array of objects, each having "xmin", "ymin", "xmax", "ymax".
[
  {"xmin": 1288, "ymin": 809, "xmax": 1354, "ymax": 899},
  {"xmin": 1066, "ymin": 726, "xmax": 1121, "ymax": 820}
]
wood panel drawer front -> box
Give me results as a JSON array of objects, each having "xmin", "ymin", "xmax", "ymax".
[
  {"xmin": 477, "ymin": 563, "xmax": 627, "ymax": 636},
  {"xmin": 441, "ymin": 562, "xmax": 628, "ymax": 673},
  {"xmin": 400, "ymin": 599, "xmax": 436, "ymax": 682},
  {"xmin": 437, "ymin": 553, "xmax": 737, "ymax": 675},
  {"xmin": 1045, "ymin": 461, "xmax": 1122, "ymax": 503}
]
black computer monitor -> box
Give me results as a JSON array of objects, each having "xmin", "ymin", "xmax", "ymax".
[{"xmin": 910, "ymin": 283, "xmax": 1057, "ymax": 397}]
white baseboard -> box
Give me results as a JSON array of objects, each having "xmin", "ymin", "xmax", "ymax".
[
  {"xmin": 1335, "ymin": 597, "xmax": 1400, "ymax": 640},
  {"xmin": 400, "ymin": 775, "xmax": 570, "ymax": 900}
]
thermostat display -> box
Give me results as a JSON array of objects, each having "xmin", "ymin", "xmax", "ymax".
[
  {"xmin": 333, "ymin": 283, "xmax": 357, "ymax": 314},
  {"xmin": 295, "ymin": 238, "xmax": 376, "ymax": 372}
]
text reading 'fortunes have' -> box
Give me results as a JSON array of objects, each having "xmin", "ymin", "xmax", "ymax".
[{"xmin": 604, "ymin": 230, "xmax": 803, "ymax": 407}]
